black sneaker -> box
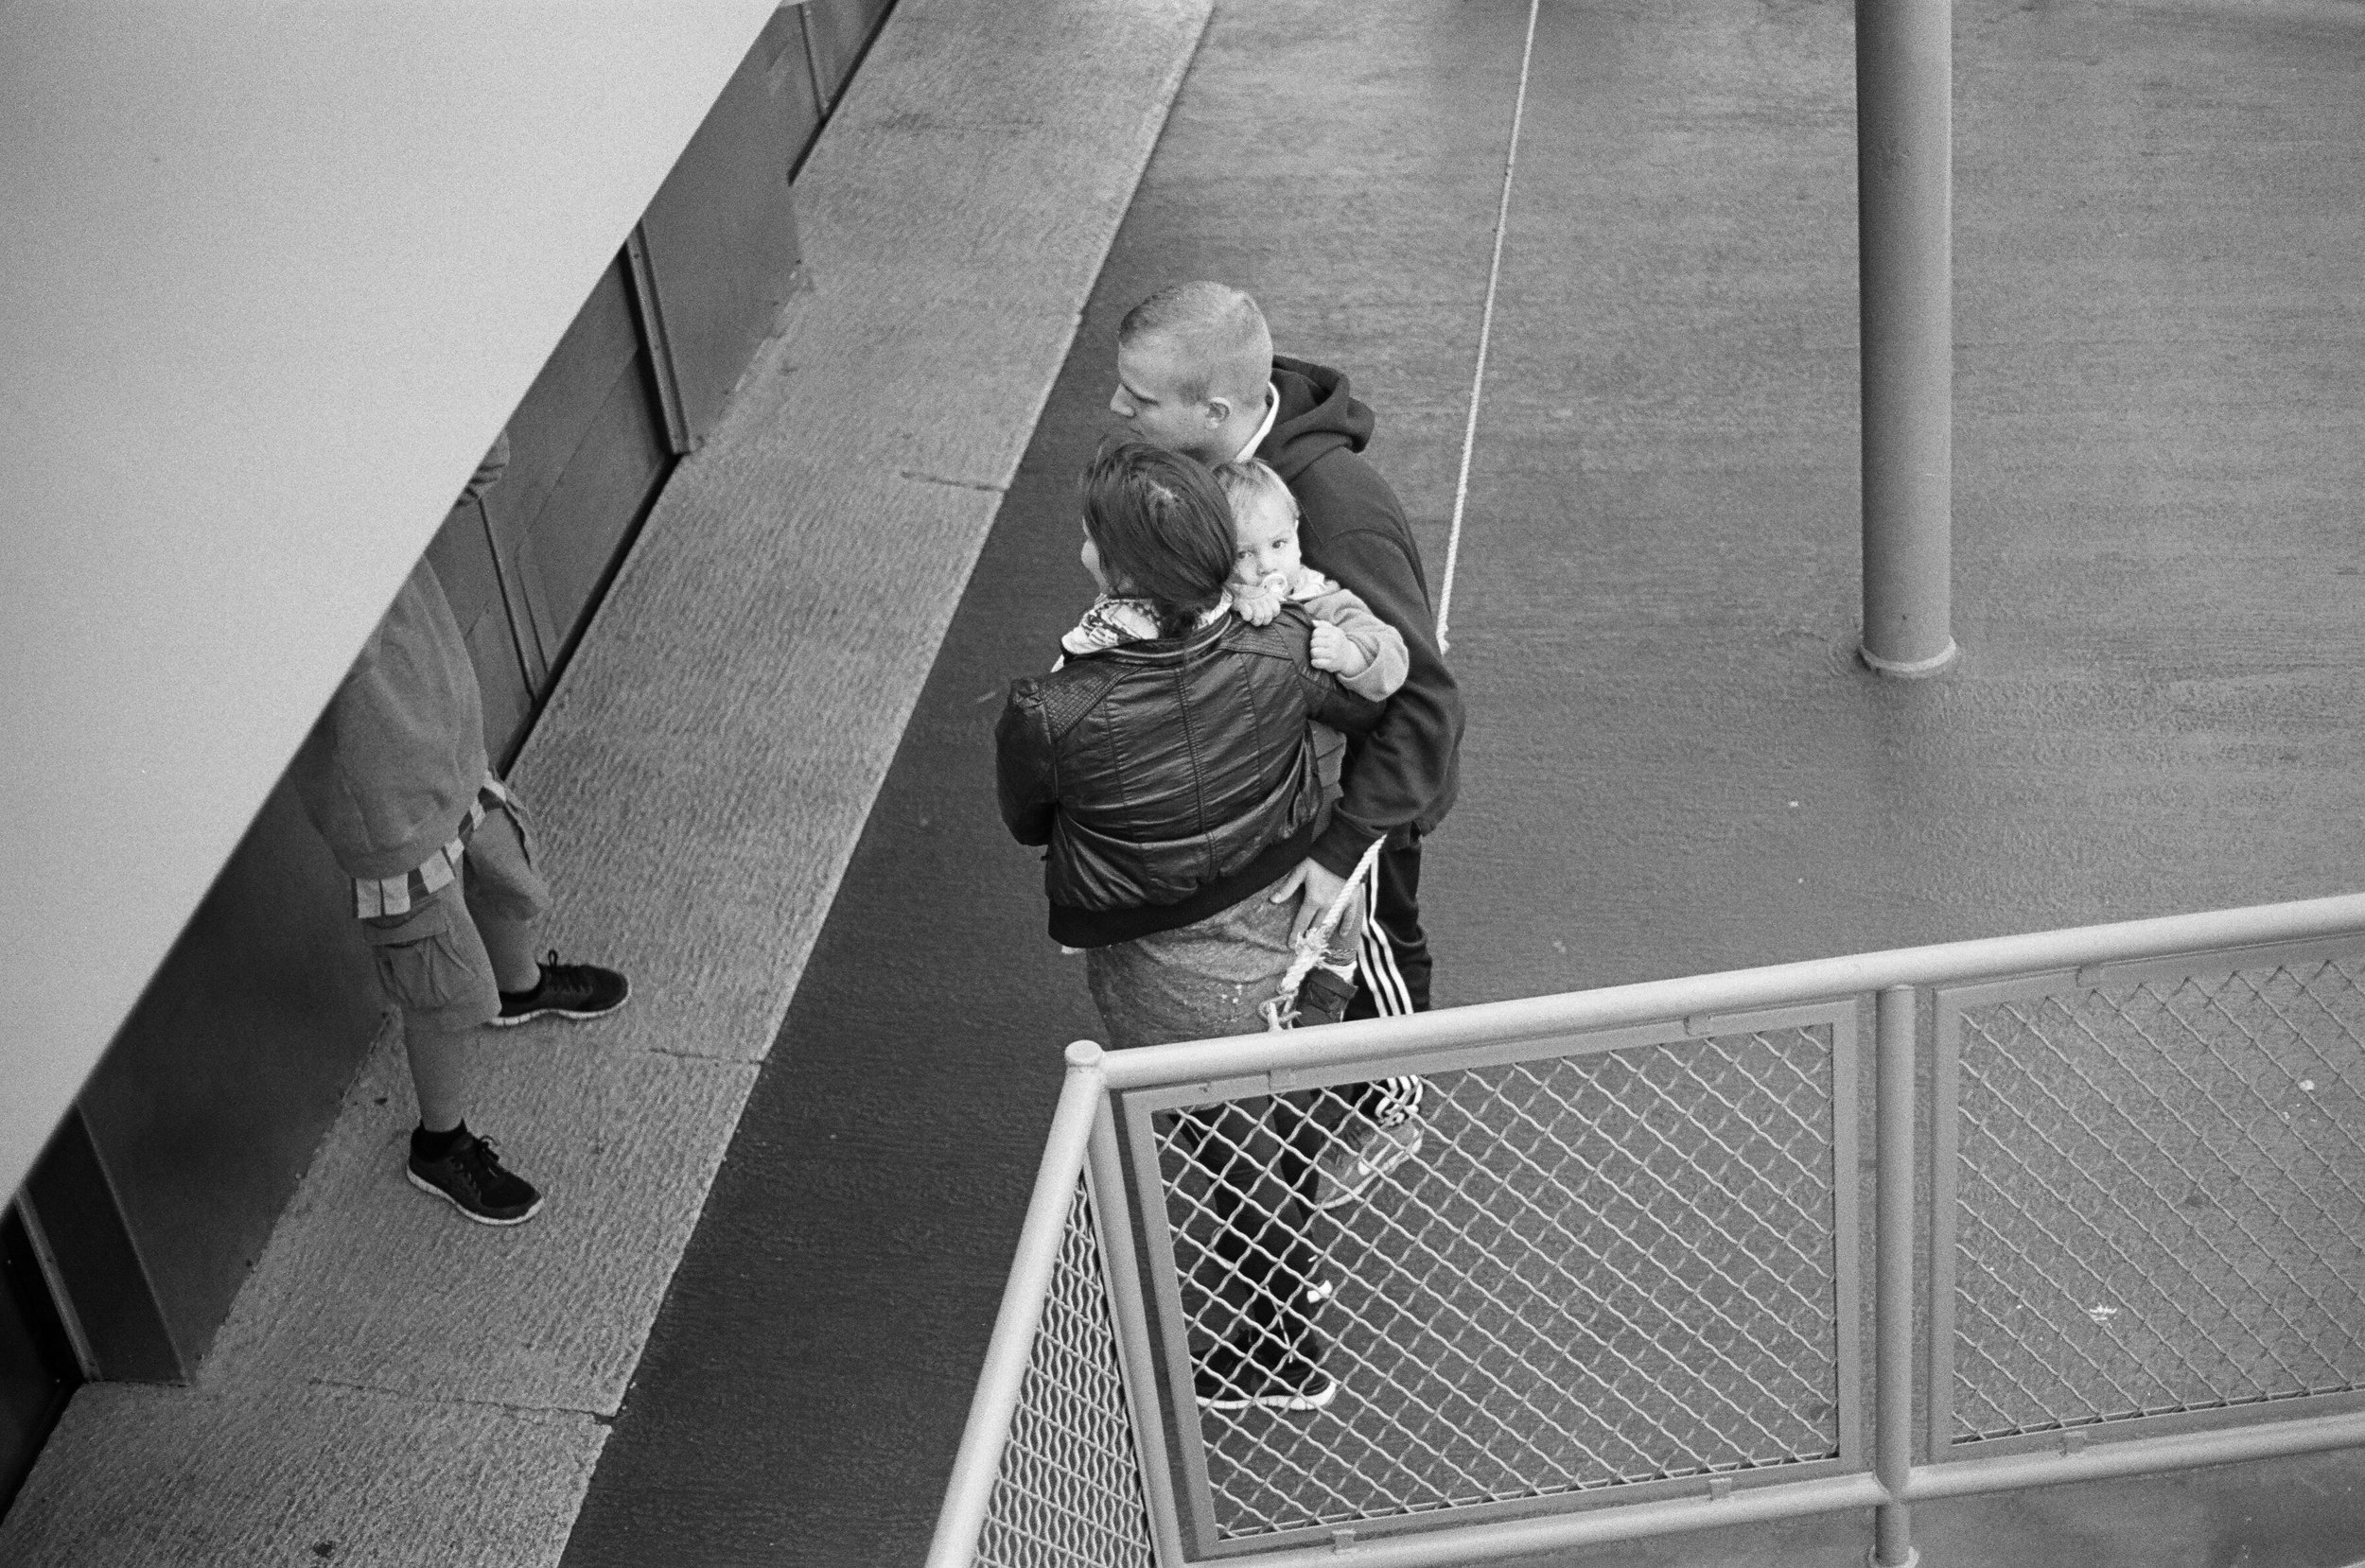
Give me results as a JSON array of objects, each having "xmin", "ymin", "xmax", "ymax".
[
  {"xmin": 407, "ymin": 1127, "xmax": 543, "ymax": 1226},
  {"xmin": 1194, "ymin": 1336, "xmax": 1340, "ymax": 1413},
  {"xmin": 494, "ymin": 950, "xmax": 629, "ymax": 1026}
]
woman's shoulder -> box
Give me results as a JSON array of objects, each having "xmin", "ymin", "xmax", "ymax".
[
  {"xmin": 1007, "ymin": 656, "xmax": 1132, "ymax": 736},
  {"xmin": 1216, "ymin": 601, "xmax": 1317, "ymax": 657}
]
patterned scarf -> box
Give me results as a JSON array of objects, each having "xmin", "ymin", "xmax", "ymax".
[{"xmin": 1057, "ymin": 593, "xmax": 1232, "ymax": 665}]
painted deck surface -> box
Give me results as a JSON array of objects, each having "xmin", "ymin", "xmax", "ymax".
[{"xmin": 569, "ymin": 0, "xmax": 2365, "ymax": 1564}]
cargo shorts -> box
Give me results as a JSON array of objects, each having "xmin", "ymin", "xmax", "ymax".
[{"xmin": 359, "ymin": 790, "xmax": 551, "ymax": 1033}]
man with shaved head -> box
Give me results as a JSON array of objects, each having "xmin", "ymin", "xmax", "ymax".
[
  {"xmin": 1108, "ymin": 282, "xmax": 1277, "ymax": 462},
  {"xmin": 1112, "ymin": 282, "xmax": 1464, "ymax": 1199}
]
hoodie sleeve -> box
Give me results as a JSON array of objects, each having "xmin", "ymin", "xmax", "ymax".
[{"xmin": 1290, "ymin": 453, "xmax": 1466, "ymax": 876}]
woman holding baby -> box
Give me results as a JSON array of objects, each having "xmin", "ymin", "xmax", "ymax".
[{"xmin": 992, "ymin": 439, "xmax": 1404, "ymax": 1413}]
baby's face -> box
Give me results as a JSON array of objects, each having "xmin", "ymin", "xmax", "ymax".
[{"xmin": 1229, "ymin": 490, "xmax": 1301, "ymax": 590}]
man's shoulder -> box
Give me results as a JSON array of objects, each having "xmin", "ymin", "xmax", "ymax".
[
  {"xmin": 1291, "ymin": 446, "xmax": 1411, "ymax": 544},
  {"xmin": 1266, "ymin": 355, "xmax": 1376, "ymax": 480},
  {"xmin": 1292, "ymin": 437, "xmax": 1395, "ymax": 490},
  {"xmin": 1290, "ymin": 464, "xmax": 1432, "ymax": 605}
]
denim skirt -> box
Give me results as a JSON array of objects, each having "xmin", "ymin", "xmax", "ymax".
[{"xmin": 1083, "ymin": 882, "xmax": 1298, "ymax": 1050}]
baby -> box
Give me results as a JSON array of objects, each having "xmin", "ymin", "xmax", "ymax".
[
  {"xmin": 1214, "ymin": 459, "xmax": 1407, "ymax": 712},
  {"xmin": 1215, "ymin": 460, "xmax": 1409, "ymax": 1027}
]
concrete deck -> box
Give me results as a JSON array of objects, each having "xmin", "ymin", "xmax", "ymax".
[
  {"xmin": 9, "ymin": 0, "xmax": 2364, "ymax": 1560},
  {"xmin": 0, "ymin": 0, "xmax": 1211, "ymax": 1561},
  {"xmin": 564, "ymin": 0, "xmax": 2365, "ymax": 1562}
]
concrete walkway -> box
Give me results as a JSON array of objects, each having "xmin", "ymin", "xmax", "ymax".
[{"xmin": 0, "ymin": 1, "xmax": 1210, "ymax": 1561}]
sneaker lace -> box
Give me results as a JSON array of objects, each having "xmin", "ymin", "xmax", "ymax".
[{"xmin": 535, "ymin": 950, "xmax": 591, "ymax": 1005}]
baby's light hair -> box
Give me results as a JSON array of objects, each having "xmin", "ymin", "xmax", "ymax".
[{"xmin": 1211, "ymin": 458, "xmax": 1296, "ymax": 529}]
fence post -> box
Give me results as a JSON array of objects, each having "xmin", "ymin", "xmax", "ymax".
[
  {"xmin": 1871, "ymin": 986, "xmax": 1920, "ymax": 1566},
  {"xmin": 1087, "ymin": 1099, "xmax": 1186, "ymax": 1566}
]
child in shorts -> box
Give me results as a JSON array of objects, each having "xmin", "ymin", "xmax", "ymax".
[{"xmin": 292, "ymin": 434, "xmax": 629, "ymax": 1227}]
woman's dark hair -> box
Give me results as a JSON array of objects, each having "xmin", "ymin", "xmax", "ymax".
[{"xmin": 1079, "ymin": 441, "xmax": 1238, "ymax": 638}]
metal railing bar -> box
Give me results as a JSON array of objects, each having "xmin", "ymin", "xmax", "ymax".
[
  {"xmin": 1209, "ymin": 1472, "xmax": 1888, "ymax": 1568},
  {"xmin": 943, "ymin": 899, "xmax": 2365, "ymax": 1563},
  {"xmin": 1926, "ymin": 990, "xmax": 1968, "ymax": 1456},
  {"xmin": 1872, "ymin": 987, "xmax": 1918, "ymax": 1566},
  {"xmin": 1120, "ymin": 1094, "xmax": 1230, "ymax": 1554},
  {"xmin": 1935, "ymin": 1387, "xmax": 2365, "ymax": 1461},
  {"xmin": 1901, "ymin": 1406, "xmax": 2365, "ymax": 1501},
  {"xmin": 1829, "ymin": 1016, "xmax": 1868, "ymax": 1472},
  {"xmin": 1205, "ymin": 1398, "xmax": 2365, "ymax": 1568},
  {"xmin": 1086, "ymin": 1099, "xmax": 1187, "ymax": 1568},
  {"xmin": 923, "ymin": 1040, "xmax": 1112, "ymax": 1568},
  {"xmin": 1097, "ymin": 894, "xmax": 2365, "ymax": 1091},
  {"xmin": 1988, "ymin": 935, "xmax": 2365, "ymax": 1002}
]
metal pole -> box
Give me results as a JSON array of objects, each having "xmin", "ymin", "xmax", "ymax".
[
  {"xmin": 925, "ymin": 1041, "xmax": 1109, "ymax": 1568},
  {"xmin": 1856, "ymin": 0, "xmax": 1956, "ymax": 677},
  {"xmin": 1871, "ymin": 986, "xmax": 1919, "ymax": 1567},
  {"xmin": 1086, "ymin": 1102, "xmax": 1186, "ymax": 1567}
]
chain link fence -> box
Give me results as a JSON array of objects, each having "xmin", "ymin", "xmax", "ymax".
[
  {"xmin": 1147, "ymin": 1022, "xmax": 1850, "ymax": 1541},
  {"xmin": 972, "ymin": 1179, "xmax": 1158, "ymax": 1568},
  {"xmin": 932, "ymin": 900, "xmax": 2365, "ymax": 1568},
  {"xmin": 1942, "ymin": 953, "xmax": 2365, "ymax": 1447}
]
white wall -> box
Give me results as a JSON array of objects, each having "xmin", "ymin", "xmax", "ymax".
[{"xmin": 0, "ymin": 0, "xmax": 780, "ymax": 1201}]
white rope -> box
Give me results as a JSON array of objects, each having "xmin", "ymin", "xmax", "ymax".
[
  {"xmin": 1262, "ymin": 839, "xmax": 1387, "ymax": 1031},
  {"xmin": 1434, "ymin": 0, "xmax": 1545, "ymax": 656}
]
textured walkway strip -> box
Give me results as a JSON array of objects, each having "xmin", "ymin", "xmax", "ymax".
[{"xmin": 0, "ymin": 0, "xmax": 1212, "ymax": 1561}]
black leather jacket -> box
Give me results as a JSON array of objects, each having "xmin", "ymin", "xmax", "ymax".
[{"xmin": 996, "ymin": 604, "xmax": 1386, "ymax": 948}]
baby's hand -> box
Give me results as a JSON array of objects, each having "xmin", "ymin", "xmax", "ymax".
[
  {"xmin": 1232, "ymin": 576, "xmax": 1284, "ymax": 627},
  {"xmin": 1310, "ymin": 621, "xmax": 1371, "ymax": 676}
]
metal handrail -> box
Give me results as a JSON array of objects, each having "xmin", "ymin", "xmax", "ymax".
[
  {"xmin": 1098, "ymin": 892, "xmax": 2365, "ymax": 1091},
  {"xmin": 932, "ymin": 891, "xmax": 2365, "ymax": 1568}
]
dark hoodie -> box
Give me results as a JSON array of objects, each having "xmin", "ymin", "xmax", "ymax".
[{"xmin": 1261, "ymin": 356, "xmax": 1465, "ymax": 874}]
